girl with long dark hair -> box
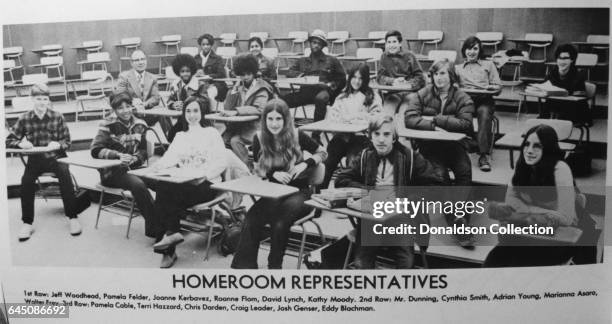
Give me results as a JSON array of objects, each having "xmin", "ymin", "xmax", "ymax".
[{"xmin": 231, "ymin": 99, "xmax": 327, "ymax": 269}]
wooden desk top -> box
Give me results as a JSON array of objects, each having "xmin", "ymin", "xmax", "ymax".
[
  {"xmin": 461, "ymin": 87, "xmax": 502, "ymax": 96},
  {"xmin": 520, "ymin": 91, "xmax": 587, "ymax": 101},
  {"xmin": 370, "ymin": 82, "xmax": 415, "ymax": 92},
  {"xmin": 495, "ymin": 132, "xmax": 576, "ymax": 151},
  {"xmin": 398, "ymin": 128, "xmax": 466, "ymax": 141},
  {"xmin": 204, "ymin": 113, "xmax": 259, "ymax": 123},
  {"xmin": 129, "ymin": 167, "xmax": 201, "ymax": 184},
  {"xmin": 135, "ymin": 108, "xmax": 181, "ymax": 117},
  {"xmin": 6, "ymin": 146, "xmax": 57, "ymax": 154},
  {"xmin": 71, "ymin": 44, "xmax": 101, "ymax": 50},
  {"xmin": 58, "ymin": 156, "xmax": 122, "ymax": 169},
  {"xmin": 211, "ymin": 175, "xmax": 298, "ymax": 199},
  {"xmin": 507, "ymin": 39, "xmax": 552, "ymax": 44},
  {"xmin": 299, "ymin": 120, "xmax": 368, "ymax": 133}
]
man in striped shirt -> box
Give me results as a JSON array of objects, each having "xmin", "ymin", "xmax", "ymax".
[{"xmin": 6, "ymin": 84, "xmax": 81, "ymax": 241}]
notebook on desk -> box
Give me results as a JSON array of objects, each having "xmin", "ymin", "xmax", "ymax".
[{"xmin": 525, "ymin": 81, "xmax": 568, "ymax": 97}]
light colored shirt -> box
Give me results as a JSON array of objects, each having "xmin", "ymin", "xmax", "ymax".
[
  {"xmin": 455, "ymin": 60, "xmax": 501, "ymax": 89},
  {"xmin": 326, "ymin": 91, "xmax": 382, "ymax": 123},
  {"xmin": 155, "ymin": 126, "xmax": 227, "ymax": 183},
  {"xmin": 376, "ymin": 158, "xmax": 394, "ymax": 186}
]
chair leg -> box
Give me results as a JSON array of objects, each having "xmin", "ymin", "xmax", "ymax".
[
  {"xmin": 343, "ymin": 241, "xmax": 354, "ymax": 270},
  {"xmin": 95, "ymin": 190, "xmax": 105, "ymax": 229},
  {"xmin": 126, "ymin": 196, "xmax": 135, "ymax": 239},
  {"xmin": 297, "ymin": 223, "xmax": 307, "ymax": 269},
  {"xmin": 205, "ymin": 208, "xmax": 216, "ymax": 261}
]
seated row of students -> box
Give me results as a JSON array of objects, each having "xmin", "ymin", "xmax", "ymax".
[{"xmin": 7, "ymin": 83, "xmax": 593, "ymax": 268}]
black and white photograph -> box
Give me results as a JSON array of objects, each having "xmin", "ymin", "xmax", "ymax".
[{"xmin": 0, "ymin": 0, "xmax": 610, "ymax": 322}]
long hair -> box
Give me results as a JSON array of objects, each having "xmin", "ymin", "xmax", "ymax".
[
  {"xmin": 461, "ymin": 36, "xmax": 483, "ymax": 60},
  {"xmin": 512, "ymin": 124, "xmax": 566, "ymax": 201},
  {"xmin": 342, "ymin": 63, "xmax": 375, "ymax": 107},
  {"xmin": 179, "ymin": 95, "xmax": 212, "ymax": 130},
  {"xmin": 258, "ymin": 99, "xmax": 302, "ymax": 173},
  {"xmin": 429, "ymin": 59, "xmax": 457, "ymax": 87}
]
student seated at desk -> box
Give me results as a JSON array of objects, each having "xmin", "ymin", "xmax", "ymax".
[
  {"xmin": 231, "ymin": 99, "xmax": 327, "ymax": 269},
  {"xmin": 166, "ymin": 53, "xmax": 209, "ymax": 142},
  {"xmin": 377, "ymin": 30, "xmax": 426, "ymax": 116},
  {"xmin": 281, "ymin": 29, "xmax": 346, "ymax": 143},
  {"xmin": 484, "ymin": 124, "xmax": 592, "ymax": 267},
  {"xmin": 249, "ymin": 36, "xmax": 277, "ymax": 81},
  {"xmin": 150, "ymin": 96, "xmax": 227, "ymax": 268},
  {"xmin": 221, "ymin": 53, "xmax": 275, "ymax": 168},
  {"xmin": 541, "ymin": 44, "xmax": 590, "ymax": 125},
  {"xmin": 194, "ymin": 33, "xmax": 229, "ymax": 104},
  {"xmin": 90, "ymin": 92, "xmax": 156, "ymax": 238},
  {"xmin": 335, "ymin": 115, "xmax": 444, "ymax": 269},
  {"xmin": 455, "ymin": 36, "xmax": 501, "ymax": 172},
  {"xmin": 6, "ymin": 84, "xmax": 81, "ymax": 241},
  {"xmin": 402, "ymin": 59, "xmax": 476, "ymax": 248},
  {"xmin": 322, "ymin": 63, "xmax": 382, "ymax": 188}
]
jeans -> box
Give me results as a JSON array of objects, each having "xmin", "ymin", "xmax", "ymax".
[
  {"xmin": 281, "ymin": 86, "xmax": 335, "ymax": 123},
  {"xmin": 419, "ymin": 141, "xmax": 472, "ymax": 224},
  {"xmin": 323, "ymin": 134, "xmax": 369, "ymax": 188},
  {"xmin": 473, "ymin": 95, "xmax": 495, "ymax": 154},
  {"xmin": 153, "ymin": 180, "xmax": 217, "ymax": 254},
  {"xmin": 20, "ymin": 157, "xmax": 77, "ymax": 224},
  {"xmin": 231, "ymin": 190, "xmax": 313, "ymax": 269},
  {"xmin": 101, "ymin": 172, "xmax": 156, "ymax": 237}
]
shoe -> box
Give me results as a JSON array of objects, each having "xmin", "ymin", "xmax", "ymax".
[
  {"xmin": 153, "ymin": 233, "xmax": 184, "ymax": 252},
  {"xmin": 478, "ymin": 154, "xmax": 491, "ymax": 172},
  {"xmin": 69, "ymin": 218, "xmax": 82, "ymax": 236},
  {"xmin": 18, "ymin": 224, "xmax": 34, "ymax": 242},
  {"xmin": 160, "ymin": 252, "xmax": 177, "ymax": 268}
]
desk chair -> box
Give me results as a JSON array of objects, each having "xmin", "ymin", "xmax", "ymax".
[
  {"xmin": 4, "ymin": 46, "xmax": 24, "ymax": 67},
  {"xmin": 216, "ymin": 46, "xmax": 237, "ymax": 74},
  {"xmin": 4, "ymin": 59, "xmax": 22, "ymax": 86},
  {"xmin": 152, "ymin": 35, "xmax": 182, "ymax": 74},
  {"xmin": 81, "ymin": 40, "xmax": 103, "ymax": 53},
  {"xmin": 417, "ymin": 30, "xmax": 444, "ymax": 56},
  {"xmin": 355, "ymin": 48, "xmax": 383, "ymax": 77},
  {"xmin": 586, "ymin": 34, "xmax": 609, "ymax": 65},
  {"xmin": 29, "ymin": 56, "xmax": 68, "ymax": 101},
  {"xmin": 39, "ymin": 44, "xmax": 63, "ymax": 57},
  {"xmin": 367, "ymin": 31, "xmax": 387, "ymax": 48},
  {"xmin": 117, "ymin": 37, "xmax": 141, "ymax": 72},
  {"xmin": 15, "ymin": 73, "xmax": 48, "ymax": 96},
  {"xmin": 524, "ymin": 33, "xmax": 553, "ymax": 63},
  {"xmin": 575, "ymin": 53, "xmax": 599, "ymax": 81},
  {"xmin": 288, "ymin": 31, "xmax": 308, "ymax": 54},
  {"xmin": 475, "ymin": 32, "xmax": 503, "ymax": 55},
  {"xmin": 77, "ymin": 52, "xmax": 111, "ymax": 74},
  {"xmin": 250, "ymin": 32, "xmax": 269, "ymax": 45},
  {"xmin": 219, "ymin": 33, "xmax": 237, "ymax": 47},
  {"xmin": 74, "ymin": 71, "xmax": 114, "ymax": 122},
  {"xmin": 328, "ymin": 31, "xmax": 349, "ymax": 56},
  {"xmin": 261, "ymin": 48, "xmax": 280, "ymax": 76}
]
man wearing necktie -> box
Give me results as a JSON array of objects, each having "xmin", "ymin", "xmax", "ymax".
[{"xmin": 117, "ymin": 50, "xmax": 168, "ymax": 132}]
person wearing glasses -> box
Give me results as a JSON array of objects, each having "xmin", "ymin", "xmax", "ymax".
[
  {"xmin": 221, "ymin": 53, "xmax": 275, "ymax": 168},
  {"xmin": 116, "ymin": 50, "xmax": 167, "ymax": 133},
  {"xmin": 90, "ymin": 92, "xmax": 156, "ymax": 238},
  {"xmin": 541, "ymin": 44, "xmax": 590, "ymax": 125}
]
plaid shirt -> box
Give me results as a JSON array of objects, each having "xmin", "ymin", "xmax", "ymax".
[{"xmin": 6, "ymin": 109, "xmax": 71, "ymax": 159}]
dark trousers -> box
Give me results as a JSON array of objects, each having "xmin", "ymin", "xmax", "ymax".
[
  {"xmin": 281, "ymin": 86, "xmax": 333, "ymax": 123},
  {"xmin": 354, "ymin": 245, "xmax": 415, "ymax": 269},
  {"xmin": 21, "ymin": 157, "xmax": 77, "ymax": 224},
  {"xmin": 153, "ymin": 180, "xmax": 217, "ymax": 253},
  {"xmin": 541, "ymin": 99, "xmax": 591, "ymax": 125},
  {"xmin": 419, "ymin": 141, "xmax": 472, "ymax": 224},
  {"xmin": 323, "ymin": 134, "xmax": 369, "ymax": 188},
  {"xmin": 473, "ymin": 95, "xmax": 495, "ymax": 154},
  {"xmin": 102, "ymin": 172, "xmax": 156, "ymax": 237},
  {"xmin": 231, "ymin": 190, "xmax": 312, "ymax": 269}
]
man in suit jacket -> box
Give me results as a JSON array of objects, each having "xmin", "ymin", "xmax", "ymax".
[{"xmin": 116, "ymin": 50, "xmax": 169, "ymax": 132}]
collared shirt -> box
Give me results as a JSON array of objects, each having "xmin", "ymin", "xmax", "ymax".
[
  {"xmin": 455, "ymin": 59, "xmax": 501, "ymax": 89},
  {"xmin": 6, "ymin": 108, "xmax": 71, "ymax": 159},
  {"xmin": 199, "ymin": 52, "xmax": 210, "ymax": 69}
]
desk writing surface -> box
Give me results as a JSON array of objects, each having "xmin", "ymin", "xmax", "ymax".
[
  {"xmin": 205, "ymin": 113, "xmax": 259, "ymax": 123},
  {"xmin": 369, "ymin": 82, "xmax": 414, "ymax": 92},
  {"xmin": 58, "ymin": 156, "xmax": 122, "ymax": 169},
  {"xmin": 398, "ymin": 128, "xmax": 466, "ymax": 141},
  {"xmin": 211, "ymin": 175, "xmax": 298, "ymax": 199},
  {"xmin": 571, "ymin": 41, "xmax": 609, "ymax": 47},
  {"xmin": 212, "ymin": 78, "xmax": 240, "ymax": 83},
  {"xmin": 135, "ymin": 108, "xmax": 181, "ymax": 117},
  {"xmin": 461, "ymin": 87, "xmax": 502, "ymax": 96},
  {"xmin": 507, "ymin": 39, "xmax": 552, "ymax": 44},
  {"xmin": 6, "ymin": 146, "xmax": 57, "ymax": 154},
  {"xmin": 495, "ymin": 132, "xmax": 575, "ymax": 151},
  {"xmin": 129, "ymin": 167, "xmax": 201, "ymax": 183},
  {"xmin": 337, "ymin": 56, "xmax": 369, "ymax": 62},
  {"xmin": 299, "ymin": 120, "xmax": 368, "ymax": 133},
  {"xmin": 305, "ymin": 199, "xmax": 370, "ymax": 220}
]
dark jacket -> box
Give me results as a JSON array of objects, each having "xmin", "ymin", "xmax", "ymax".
[
  {"xmin": 335, "ymin": 143, "xmax": 444, "ymax": 189},
  {"xmin": 90, "ymin": 115, "xmax": 148, "ymax": 181},
  {"xmin": 402, "ymin": 84, "xmax": 474, "ymax": 136},
  {"xmin": 287, "ymin": 52, "xmax": 346, "ymax": 93},
  {"xmin": 195, "ymin": 50, "xmax": 227, "ymax": 79},
  {"xmin": 546, "ymin": 66, "xmax": 586, "ymax": 94},
  {"xmin": 224, "ymin": 78, "xmax": 275, "ymax": 137},
  {"xmin": 377, "ymin": 50, "xmax": 426, "ymax": 90}
]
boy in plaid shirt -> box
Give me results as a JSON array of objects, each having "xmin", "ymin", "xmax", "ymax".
[{"xmin": 6, "ymin": 84, "xmax": 81, "ymax": 241}]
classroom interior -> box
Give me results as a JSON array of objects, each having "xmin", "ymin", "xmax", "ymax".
[{"xmin": 3, "ymin": 7, "xmax": 609, "ymax": 269}]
